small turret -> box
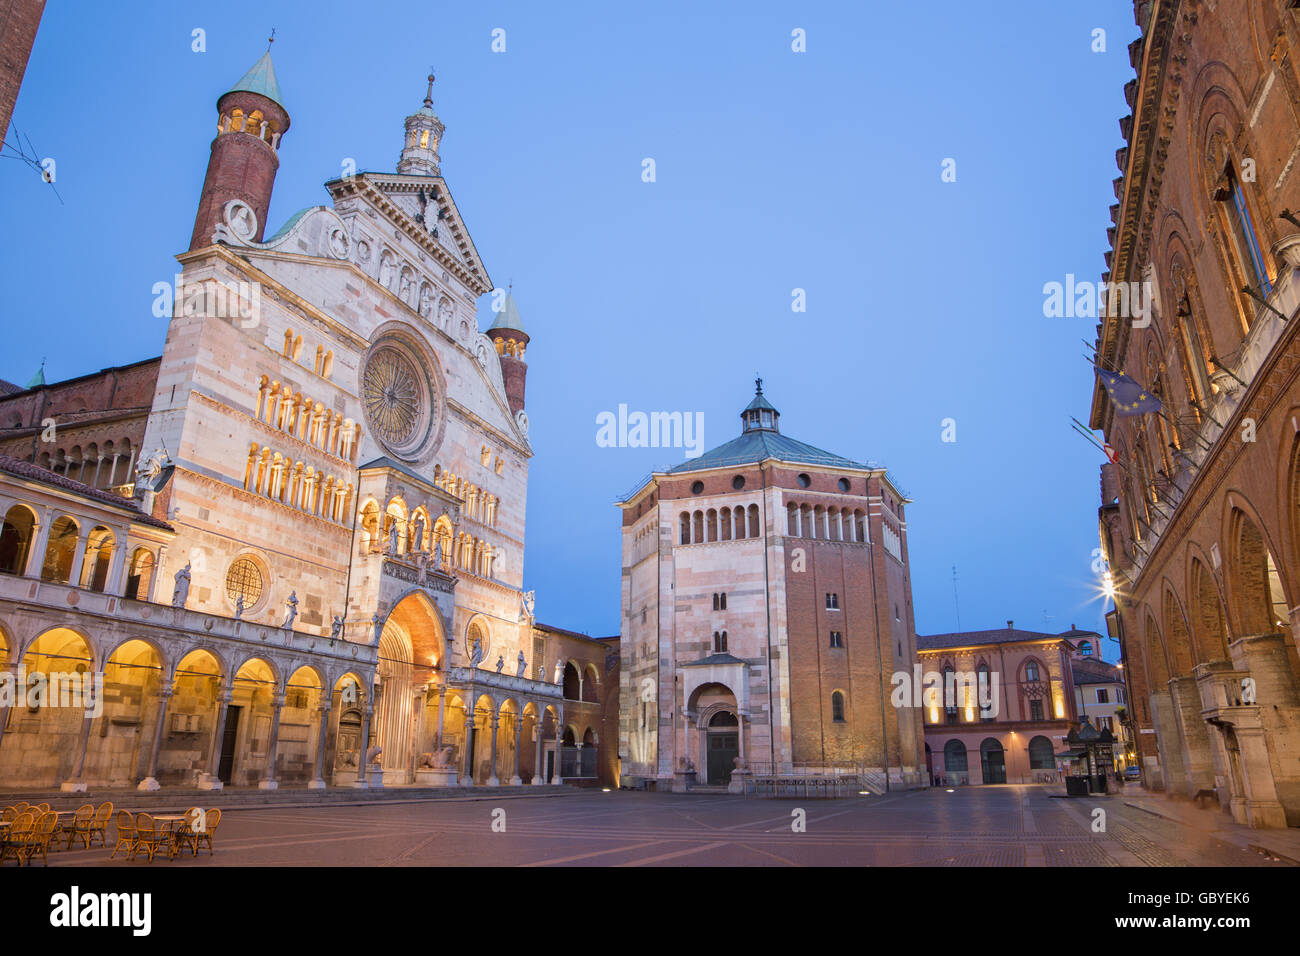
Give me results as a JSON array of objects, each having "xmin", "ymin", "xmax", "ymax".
[
  {"xmin": 397, "ymin": 73, "xmax": 445, "ymax": 177},
  {"xmin": 486, "ymin": 289, "xmax": 529, "ymax": 415},
  {"xmin": 189, "ymin": 45, "xmax": 290, "ymax": 250}
]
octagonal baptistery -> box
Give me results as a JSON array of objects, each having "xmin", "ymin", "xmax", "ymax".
[{"xmin": 616, "ymin": 382, "xmax": 926, "ymax": 790}]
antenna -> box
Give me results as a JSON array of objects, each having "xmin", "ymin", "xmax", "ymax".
[{"xmin": 951, "ymin": 565, "xmax": 962, "ymax": 631}]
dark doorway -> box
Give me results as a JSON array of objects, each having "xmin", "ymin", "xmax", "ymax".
[
  {"xmin": 707, "ymin": 733, "xmax": 738, "ymax": 784},
  {"xmin": 545, "ymin": 748, "xmax": 555, "ymax": 782},
  {"xmin": 980, "ymin": 738, "xmax": 1006, "ymax": 784},
  {"xmin": 217, "ymin": 704, "xmax": 242, "ymax": 784}
]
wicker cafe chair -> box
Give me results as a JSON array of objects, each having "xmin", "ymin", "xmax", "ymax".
[
  {"xmin": 33, "ymin": 803, "xmax": 50, "ymax": 814},
  {"xmin": 109, "ymin": 810, "xmax": 136, "ymax": 860},
  {"xmin": 132, "ymin": 812, "xmax": 163, "ymax": 862},
  {"xmin": 0, "ymin": 807, "xmax": 17, "ymax": 824},
  {"xmin": 90, "ymin": 801, "xmax": 113, "ymax": 848},
  {"xmin": 172, "ymin": 806, "xmax": 202, "ymax": 858},
  {"xmin": 0, "ymin": 811, "xmax": 35, "ymax": 865},
  {"xmin": 10, "ymin": 802, "xmax": 29, "ymax": 815},
  {"xmin": 192, "ymin": 808, "xmax": 220, "ymax": 856},
  {"xmin": 65, "ymin": 804, "xmax": 95, "ymax": 850},
  {"xmin": 28, "ymin": 811, "xmax": 60, "ymax": 866}
]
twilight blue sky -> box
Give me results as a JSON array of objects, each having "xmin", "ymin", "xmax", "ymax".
[{"xmin": 0, "ymin": 1, "xmax": 1137, "ymax": 652}]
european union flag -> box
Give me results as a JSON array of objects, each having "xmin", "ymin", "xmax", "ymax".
[{"xmin": 1096, "ymin": 367, "xmax": 1161, "ymax": 415}]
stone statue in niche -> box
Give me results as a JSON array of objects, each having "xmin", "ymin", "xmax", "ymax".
[
  {"xmin": 399, "ymin": 268, "xmax": 414, "ymax": 304},
  {"xmin": 418, "ymin": 284, "xmax": 432, "ymax": 317},
  {"xmin": 516, "ymin": 651, "xmax": 527, "ymax": 678},
  {"xmin": 411, "ymin": 516, "xmax": 425, "ymax": 552},
  {"xmin": 171, "ymin": 562, "xmax": 192, "ymax": 608},
  {"xmin": 469, "ymin": 633, "xmax": 485, "ymax": 668},
  {"xmin": 378, "ymin": 253, "xmax": 395, "ymax": 289},
  {"xmin": 437, "ymin": 299, "xmax": 453, "ymax": 331},
  {"xmin": 433, "ymin": 539, "xmax": 443, "ymax": 569},
  {"xmin": 387, "ymin": 525, "xmax": 401, "ymax": 556},
  {"xmin": 283, "ymin": 591, "xmax": 298, "ymax": 629},
  {"xmin": 495, "ymin": 654, "xmax": 505, "ymax": 674}
]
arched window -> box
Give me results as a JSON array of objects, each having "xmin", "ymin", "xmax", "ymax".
[
  {"xmin": 562, "ymin": 662, "xmax": 580, "ymax": 701},
  {"xmin": 1079, "ymin": 641, "xmax": 1092, "ymax": 656},
  {"xmin": 1028, "ymin": 735, "xmax": 1055, "ymax": 770},
  {"xmin": 748, "ymin": 504, "xmax": 759, "ymax": 537},
  {"xmin": 943, "ymin": 665, "xmax": 958, "ymax": 723},
  {"xmin": 81, "ymin": 526, "xmax": 114, "ymax": 592},
  {"xmin": 713, "ymin": 631, "xmax": 728, "ymax": 653},
  {"xmin": 0, "ymin": 504, "xmax": 36, "ymax": 575},
  {"xmin": 125, "ymin": 547, "xmax": 154, "ymax": 601},
  {"xmin": 831, "ymin": 691, "xmax": 845, "ymax": 722},
  {"xmin": 41, "ymin": 516, "xmax": 78, "ymax": 585},
  {"xmin": 977, "ymin": 663, "xmax": 993, "ymax": 720}
]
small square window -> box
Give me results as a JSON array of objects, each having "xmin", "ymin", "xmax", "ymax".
[{"xmin": 829, "ymin": 631, "xmax": 843, "ymax": 648}]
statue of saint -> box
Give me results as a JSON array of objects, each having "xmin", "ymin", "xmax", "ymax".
[
  {"xmin": 283, "ymin": 591, "xmax": 299, "ymax": 629},
  {"xmin": 331, "ymin": 615, "xmax": 344, "ymax": 641},
  {"xmin": 516, "ymin": 651, "xmax": 527, "ymax": 678},
  {"xmin": 233, "ymin": 593, "xmax": 244, "ymax": 619},
  {"xmin": 495, "ymin": 654, "xmax": 505, "ymax": 674},
  {"xmin": 171, "ymin": 562, "xmax": 192, "ymax": 608}
]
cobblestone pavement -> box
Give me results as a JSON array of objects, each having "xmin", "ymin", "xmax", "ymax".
[{"xmin": 37, "ymin": 785, "xmax": 1297, "ymax": 867}]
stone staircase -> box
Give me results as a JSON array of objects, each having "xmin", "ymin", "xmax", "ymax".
[{"xmin": 0, "ymin": 784, "xmax": 584, "ymax": 814}]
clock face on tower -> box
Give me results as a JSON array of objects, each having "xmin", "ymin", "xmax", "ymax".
[{"xmin": 361, "ymin": 334, "xmax": 441, "ymax": 461}]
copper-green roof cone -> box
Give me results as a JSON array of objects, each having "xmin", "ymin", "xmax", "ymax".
[
  {"xmin": 488, "ymin": 291, "xmax": 526, "ymax": 333},
  {"xmin": 227, "ymin": 50, "xmax": 284, "ymax": 107}
]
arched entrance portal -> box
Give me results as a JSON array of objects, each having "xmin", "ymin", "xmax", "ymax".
[
  {"xmin": 373, "ymin": 591, "xmax": 444, "ymax": 784},
  {"xmin": 689, "ymin": 682, "xmax": 740, "ymax": 785}
]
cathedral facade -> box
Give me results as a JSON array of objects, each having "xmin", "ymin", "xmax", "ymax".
[
  {"xmin": 0, "ymin": 51, "xmax": 613, "ymax": 792},
  {"xmin": 616, "ymin": 385, "xmax": 926, "ymax": 791}
]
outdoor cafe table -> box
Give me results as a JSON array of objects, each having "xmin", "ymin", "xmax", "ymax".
[{"xmin": 152, "ymin": 815, "xmax": 191, "ymax": 856}]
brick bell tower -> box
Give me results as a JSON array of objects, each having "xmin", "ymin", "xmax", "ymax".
[
  {"xmin": 486, "ymin": 288, "xmax": 529, "ymax": 415},
  {"xmin": 189, "ymin": 43, "xmax": 290, "ymax": 250}
]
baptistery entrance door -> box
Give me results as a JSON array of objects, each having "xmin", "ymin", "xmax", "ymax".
[{"xmin": 706, "ymin": 711, "xmax": 739, "ymax": 785}]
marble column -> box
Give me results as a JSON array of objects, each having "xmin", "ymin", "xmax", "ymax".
[
  {"xmin": 532, "ymin": 710, "xmax": 545, "ymax": 786},
  {"xmin": 487, "ymin": 713, "xmax": 500, "ymax": 786},
  {"xmin": 198, "ymin": 684, "xmax": 230, "ymax": 791},
  {"xmin": 69, "ymin": 532, "xmax": 88, "ymax": 587},
  {"xmin": 105, "ymin": 540, "xmax": 128, "ymax": 596},
  {"xmin": 408, "ymin": 686, "xmax": 426, "ymax": 784},
  {"xmin": 0, "ymin": 661, "xmax": 20, "ymax": 759},
  {"xmin": 138, "ymin": 687, "xmax": 173, "ymax": 791},
  {"xmin": 259, "ymin": 693, "xmax": 285, "ymax": 790},
  {"xmin": 509, "ymin": 711, "xmax": 523, "ymax": 785},
  {"xmin": 460, "ymin": 704, "xmax": 476, "ymax": 787},
  {"xmin": 60, "ymin": 677, "xmax": 100, "ymax": 792},
  {"xmin": 309, "ymin": 702, "xmax": 331, "ymax": 789},
  {"xmin": 434, "ymin": 688, "xmax": 446, "ymax": 752},
  {"xmin": 25, "ymin": 511, "xmax": 54, "ymax": 578},
  {"xmin": 551, "ymin": 710, "xmax": 565, "ymax": 785}
]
